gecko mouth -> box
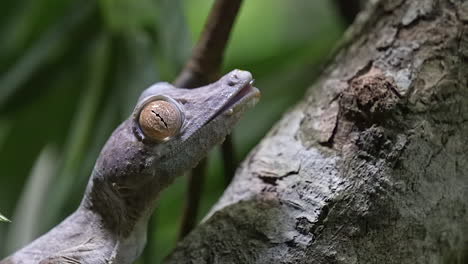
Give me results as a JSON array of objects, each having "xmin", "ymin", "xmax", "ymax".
[{"xmin": 210, "ymin": 80, "xmax": 259, "ymax": 121}]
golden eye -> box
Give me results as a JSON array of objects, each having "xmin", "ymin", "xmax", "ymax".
[{"xmin": 138, "ymin": 100, "xmax": 183, "ymax": 141}]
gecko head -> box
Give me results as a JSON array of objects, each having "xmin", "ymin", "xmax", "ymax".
[
  {"xmin": 85, "ymin": 70, "xmax": 259, "ymax": 234},
  {"xmin": 135, "ymin": 69, "xmax": 260, "ymax": 179}
]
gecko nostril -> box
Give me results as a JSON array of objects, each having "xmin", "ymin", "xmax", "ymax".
[{"xmin": 228, "ymin": 80, "xmax": 236, "ymax": 86}]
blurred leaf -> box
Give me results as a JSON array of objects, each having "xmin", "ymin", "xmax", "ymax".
[
  {"xmin": 5, "ymin": 145, "xmax": 58, "ymax": 253},
  {"xmin": 114, "ymin": 33, "xmax": 160, "ymax": 117},
  {"xmin": 42, "ymin": 33, "xmax": 112, "ymax": 228},
  {"xmin": 0, "ymin": 56, "xmax": 85, "ymax": 255},
  {"xmin": 0, "ymin": 0, "xmax": 72, "ymax": 66},
  {"xmin": 0, "ymin": 213, "xmax": 10, "ymax": 223},
  {"xmin": 154, "ymin": 0, "xmax": 191, "ymax": 80},
  {"xmin": 0, "ymin": 0, "xmax": 95, "ymax": 113},
  {"xmin": 99, "ymin": 0, "xmax": 158, "ymax": 33}
]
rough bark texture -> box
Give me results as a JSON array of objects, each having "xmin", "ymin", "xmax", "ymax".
[{"xmin": 166, "ymin": 0, "xmax": 468, "ymax": 263}]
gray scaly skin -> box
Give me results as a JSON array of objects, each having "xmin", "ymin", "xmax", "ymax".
[{"xmin": 1, "ymin": 70, "xmax": 260, "ymax": 264}]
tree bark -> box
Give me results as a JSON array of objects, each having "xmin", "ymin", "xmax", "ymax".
[{"xmin": 166, "ymin": 0, "xmax": 468, "ymax": 263}]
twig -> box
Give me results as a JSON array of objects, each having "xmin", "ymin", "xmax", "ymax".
[
  {"xmin": 332, "ymin": 0, "xmax": 361, "ymax": 25},
  {"xmin": 174, "ymin": 0, "xmax": 244, "ymax": 240},
  {"xmin": 174, "ymin": 0, "xmax": 243, "ymax": 88},
  {"xmin": 222, "ymin": 134, "xmax": 237, "ymax": 186},
  {"xmin": 178, "ymin": 159, "xmax": 207, "ymax": 239}
]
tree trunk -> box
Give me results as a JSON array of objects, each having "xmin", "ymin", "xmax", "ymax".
[{"xmin": 166, "ymin": 0, "xmax": 468, "ymax": 263}]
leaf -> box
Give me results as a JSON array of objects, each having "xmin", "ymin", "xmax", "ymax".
[
  {"xmin": 0, "ymin": 212, "xmax": 10, "ymax": 223},
  {"xmin": 0, "ymin": 1, "xmax": 94, "ymax": 112},
  {"xmin": 4, "ymin": 145, "xmax": 58, "ymax": 252},
  {"xmin": 153, "ymin": 0, "xmax": 191, "ymax": 79},
  {"xmin": 0, "ymin": 58, "xmax": 85, "ymax": 246},
  {"xmin": 114, "ymin": 32, "xmax": 160, "ymax": 117},
  {"xmin": 98, "ymin": 0, "xmax": 157, "ymax": 33},
  {"xmin": 42, "ymin": 33, "xmax": 112, "ymax": 227}
]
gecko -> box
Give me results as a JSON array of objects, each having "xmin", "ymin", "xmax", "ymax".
[{"xmin": 1, "ymin": 69, "xmax": 260, "ymax": 264}]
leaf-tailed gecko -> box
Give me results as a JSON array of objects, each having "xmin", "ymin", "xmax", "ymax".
[{"xmin": 1, "ymin": 70, "xmax": 260, "ymax": 264}]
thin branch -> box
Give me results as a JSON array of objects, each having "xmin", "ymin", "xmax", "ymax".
[
  {"xmin": 174, "ymin": 0, "xmax": 244, "ymax": 240},
  {"xmin": 178, "ymin": 159, "xmax": 207, "ymax": 239},
  {"xmin": 174, "ymin": 0, "xmax": 243, "ymax": 88},
  {"xmin": 222, "ymin": 134, "xmax": 237, "ymax": 186}
]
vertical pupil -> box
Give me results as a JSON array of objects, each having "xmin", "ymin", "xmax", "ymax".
[
  {"xmin": 151, "ymin": 110, "xmax": 168, "ymax": 128},
  {"xmin": 139, "ymin": 100, "xmax": 181, "ymax": 140}
]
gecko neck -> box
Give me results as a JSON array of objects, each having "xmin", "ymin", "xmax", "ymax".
[{"xmin": 76, "ymin": 198, "xmax": 154, "ymax": 263}]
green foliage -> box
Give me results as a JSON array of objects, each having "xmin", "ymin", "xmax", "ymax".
[
  {"xmin": 99, "ymin": 0, "xmax": 158, "ymax": 33},
  {"xmin": 0, "ymin": 0, "xmax": 345, "ymax": 262}
]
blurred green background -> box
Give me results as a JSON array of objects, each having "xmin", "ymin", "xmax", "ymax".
[{"xmin": 0, "ymin": 0, "xmax": 348, "ymax": 262}]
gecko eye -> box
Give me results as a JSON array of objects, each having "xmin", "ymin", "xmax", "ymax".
[{"xmin": 138, "ymin": 100, "xmax": 183, "ymax": 141}]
